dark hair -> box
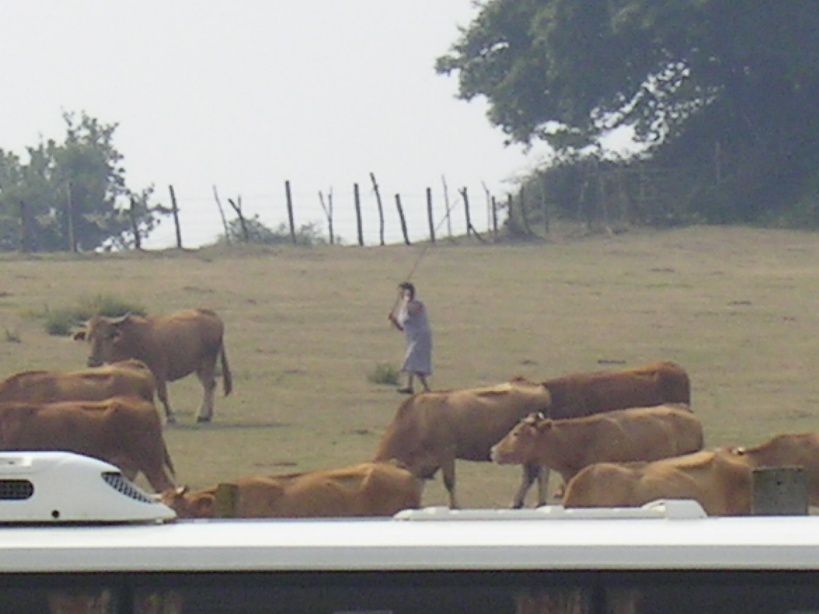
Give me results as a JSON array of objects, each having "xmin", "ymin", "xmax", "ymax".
[{"xmin": 398, "ymin": 282, "xmax": 415, "ymax": 299}]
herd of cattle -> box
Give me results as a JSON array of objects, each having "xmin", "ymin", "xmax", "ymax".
[{"xmin": 0, "ymin": 307, "xmax": 816, "ymax": 518}]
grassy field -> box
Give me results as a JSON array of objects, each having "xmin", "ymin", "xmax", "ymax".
[{"xmin": 1, "ymin": 225, "xmax": 819, "ymax": 508}]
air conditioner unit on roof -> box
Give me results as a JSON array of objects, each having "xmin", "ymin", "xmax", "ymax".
[{"xmin": 0, "ymin": 451, "xmax": 175, "ymax": 524}]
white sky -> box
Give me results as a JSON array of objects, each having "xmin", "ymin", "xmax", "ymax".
[{"xmin": 0, "ymin": 1, "xmax": 551, "ymax": 247}]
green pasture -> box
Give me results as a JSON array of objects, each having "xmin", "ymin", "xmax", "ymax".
[{"xmin": 1, "ymin": 225, "xmax": 818, "ymax": 508}]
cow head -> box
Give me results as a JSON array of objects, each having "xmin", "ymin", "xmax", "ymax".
[
  {"xmin": 490, "ymin": 412, "xmax": 547, "ymax": 465},
  {"xmin": 73, "ymin": 314, "xmax": 134, "ymax": 367},
  {"xmin": 160, "ymin": 485, "xmax": 215, "ymax": 518}
]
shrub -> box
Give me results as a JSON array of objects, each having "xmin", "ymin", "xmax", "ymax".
[
  {"xmin": 367, "ymin": 363, "xmax": 401, "ymax": 386},
  {"xmin": 42, "ymin": 294, "xmax": 147, "ymax": 336},
  {"xmin": 45, "ymin": 308, "xmax": 80, "ymax": 336}
]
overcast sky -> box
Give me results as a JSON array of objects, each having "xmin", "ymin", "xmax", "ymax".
[{"xmin": 1, "ymin": 1, "xmax": 550, "ymax": 247}]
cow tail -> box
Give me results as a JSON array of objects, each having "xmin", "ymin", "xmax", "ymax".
[{"xmin": 220, "ymin": 343, "xmax": 233, "ymax": 397}]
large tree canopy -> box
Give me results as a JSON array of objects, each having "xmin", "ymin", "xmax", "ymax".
[
  {"xmin": 438, "ymin": 1, "xmax": 819, "ymax": 224},
  {"xmin": 0, "ymin": 112, "xmax": 163, "ymax": 251}
]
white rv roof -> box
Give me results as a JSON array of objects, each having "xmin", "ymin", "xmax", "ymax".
[{"xmin": 1, "ymin": 511, "xmax": 819, "ymax": 573}]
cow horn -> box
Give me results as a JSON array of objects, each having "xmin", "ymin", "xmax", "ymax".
[{"xmin": 108, "ymin": 312, "xmax": 132, "ymax": 325}]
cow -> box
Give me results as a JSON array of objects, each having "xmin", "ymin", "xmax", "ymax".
[
  {"xmin": 0, "ymin": 359, "xmax": 155, "ymax": 405},
  {"xmin": 73, "ymin": 308, "xmax": 232, "ymax": 424},
  {"xmin": 373, "ymin": 381, "xmax": 555, "ymax": 509},
  {"xmin": 538, "ymin": 361, "xmax": 690, "ymax": 419},
  {"xmin": 728, "ymin": 432, "xmax": 819, "ymax": 505},
  {"xmin": 161, "ymin": 461, "xmax": 422, "ymax": 518},
  {"xmin": 0, "ymin": 396, "xmax": 175, "ymax": 492},
  {"xmin": 490, "ymin": 404, "xmax": 703, "ymax": 489},
  {"xmin": 562, "ymin": 449, "xmax": 754, "ymax": 516}
]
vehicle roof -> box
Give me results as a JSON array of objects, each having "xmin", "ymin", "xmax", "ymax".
[{"xmin": 2, "ymin": 513, "xmax": 819, "ymax": 573}]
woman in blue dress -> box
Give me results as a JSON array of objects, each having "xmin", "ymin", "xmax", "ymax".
[{"xmin": 387, "ymin": 282, "xmax": 432, "ymax": 394}]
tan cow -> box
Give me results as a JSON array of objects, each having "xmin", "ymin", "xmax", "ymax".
[
  {"xmin": 74, "ymin": 308, "xmax": 232, "ymax": 424},
  {"xmin": 162, "ymin": 462, "xmax": 422, "ymax": 518},
  {"xmin": 728, "ymin": 432, "xmax": 819, "ymax": 505},
  {"xmin": 0, "ymin": 396, "xmax": 175, "ymax": 492},
  {"xmin": 374, "ymin": 381, "xmax": 555, "ymax": 509},
  {"xmin": 0, "ymin": 359, "xmax": 155, "ymax": 405},
  {"xmin": 491, "ymin": 404, "xmax": 703, "ymax": 488},
  {"xmin": 562, "ymin": 449, "xmax": 754, "ymax": 515}
]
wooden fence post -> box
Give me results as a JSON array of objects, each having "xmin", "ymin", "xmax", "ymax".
[
  {"xmin": 461, "ymin": 187, "xmax": 472, "ymax": 237},
  {"xmin": 518, "ymin": 185, "xmax": 535, "ymax": 236},
  {"xmin": 354, "ymin": 183, "xmax": 364, "ymax": 247},
  {"xmin": 426, "ymin": 187, "xmax": 435, "ymax": 244},
  {"xmin": 370, "ymin": 172, "xmax": 385, "ymax": 246},
  {"xmin": 394, "ymin": 194, "xmax": 411, "ymax": 246},
  {"xmin": 491, "ymin": 196, "xmax": 498, "ymax": 241},
  {"xmin": 318, "ymin": 189, "xmax": 334, "ymax": 245},
  {"xmin": 66, "ymin": 181, "xmax": 77, "ymax": 252},
  {"xmin": 128, "ymin": 197, "xmax": 142, "ymax": 250},
  {"xmin": 228, "ymin": 197, "xmax": 249, "ymax": 242},
  {"xmin": 285, "ymin": 180, "xmax": 296, "ymax": 245},
  {"xmin": 752, "ymin": 467, "xmax": 808, "ymax": 516},
  {"xmin": 168, "ymin": 184, "xmax": 183, "ymax": 249},
  {"xmin": 212, "ymin": 186, "xmax": 231, "ymax": 245}
]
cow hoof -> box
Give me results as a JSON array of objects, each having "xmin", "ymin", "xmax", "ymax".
[{"xmin": 196, "ymin": 417, "xmax": 212, "ymax": 424}]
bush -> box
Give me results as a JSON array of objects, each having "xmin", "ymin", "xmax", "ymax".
[
  {"xmin": 367, "ymin": 363, "xmax": 401, "ymax": 386},
  {"xmin": 42, "ymin": 294, "xmax": 147, "ymax": 336}
]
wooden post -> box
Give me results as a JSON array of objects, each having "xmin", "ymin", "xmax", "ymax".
[
  {"xmin": 426, "ymin": 187, "xmax": 435, "ymax": 244},
  {"xmin": 212, "ymin": 186, "xmax": 231, "ymax": 245},
  {"xmin": 354, "ymin": 183, "xmax": 364, "ymax": 246},
  {"xmin": 128, "ymin": 197, "xmax": 142, "ymax": 250},
  {"xmin": 441, "ymin": 176, "xmax": 453, "ymax": 239},
  {"xmin": 214, "ymin": 482, "xmax": 239, "ymax": 518},
  {"xmin": 18, "ymin": 201, "xmax": 30, "ymax": 253},
  {"xmin": 491, "ymin": 196, "xmax": 498, "ymax": 241},
  {"xmin": 506, "ymin": 193, "xmax": 516, "ymax": 233},
  {"xmin": 394, "ymin": 194, "xmax": 411, "ymax": 246},
  {"xmin": 66, "ymin": 181, "xmax": 77, "ymax": 252},
  {"xmin": 318, "ymin": 189, "xmax": 334, "ymax": 245},
  {"xmin": 752, "ymin": 467, "xmax": 808, "ymax": 516},
  {"xmin": 518, "ymin": 185, "xmax": 535, "ymax": 236},
  {"xmin": 539, "ymin": 173, "xmax": 550, "ymax": 235},
  {"xmin": 370, "ymin": 172, "xmax": 385, "ymax": 246},
  {"xmin": 285, "ymin": 180, "xmax": 296, "ymax": 245},
  {"xmin": 228, "ymin": 197, "xmax": 249, "ymax": 242},
  {"xmin": 461, "ymin": 187, "xmax": 472, "ymax": 237},
  {"xmin": 168, "ymin": 184, "xmax": 182, "ymax": 249}
]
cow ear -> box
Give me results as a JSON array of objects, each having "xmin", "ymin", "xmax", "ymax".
[{"xmin": 73, "ymin": 331, "xmax": 86, "ymax": 341}]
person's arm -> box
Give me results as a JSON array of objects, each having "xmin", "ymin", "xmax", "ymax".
[{"xmin": 387, "ymin": 312, "xmax": 404, "ymax": 331}]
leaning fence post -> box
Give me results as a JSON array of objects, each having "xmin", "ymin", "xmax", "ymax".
[
  {"xmin": 491, "ymin": 196, "xmax": 499, "ymax": 241},
  {"xmin": 18, "ymin": 201, "xmax": 31, "ymax": 253},
  {"xmin": 128, "ymin": 197, "xmax": 142, "ymax": 250},
  {"xmin": 285, "ymin": 180, "xmax": 296, "ymax": 245},
  {"xmin": 354, "ymin": 183, "xmax": 364, "ymax": 247},
  {"xmin": 370, "ymin": 172, "xmax": 385, "ymax": 246},
  {"xmin": 461, "ymin": 187, "xmax": 472, "ymax": 237},
  {"xmin": 752, "ymin": 466, "xmax": 808, "ymax": 516},
  {"xmin": 394, "ymin": 194, "xmax": 411, "ymax": 246},
  {"xmin": 168, "ymin": 184, "xmax": 183, "ymax": 249},
  {"xmin": 66, "ymin": 181, "xmax": 77, "ymax": 252}
]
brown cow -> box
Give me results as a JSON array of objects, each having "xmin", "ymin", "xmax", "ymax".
[
  {"xmin": 73, "ymin": 308, "xmax": 232, "ymax": 424},
  {"xmin": 161, "ymin": 462, "xmax": 422, "ymax": 518},
  {"xmin": 374, "ymin": 381, "xmax": 554, "ymax": 509},
  {"xmin": 491, "ymin": 404, "xmax": 703, "ymax": 487},
  {"xmin": 728, "ymin": 432, "xmax": 819, "ymax": 505},
  {"xmin": 538, "ymin": 361, "xmax": 690, "ymax": 419},
  {"xmin": 0, "ymin": 396, "xmax": 175, "ymax": 492},
  {"xmin": 562, "ymin": 449, "xmax": 754, "ymax": 516},
  {"xmin": 0, "ymin": 359, "xmax": 155, "ymax": 405}
]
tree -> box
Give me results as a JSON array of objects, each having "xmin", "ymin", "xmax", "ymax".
[
  {"xmin": 0, "ymin": 111, "xmax": 165, "ymax": 251},
  {"xmin": 437, "ymin": 1, "xmax": 819, "ymax": 223}
]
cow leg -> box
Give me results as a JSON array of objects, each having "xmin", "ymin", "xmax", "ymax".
[
  {"xmin": 195, "ymin": 358, "xmax": 218, "ymax": 423},
  {"xmin": 512, "ymin": 464, "xmax": 540, "ymax": 509},
  {"xmin": 536, "ymin": 465, "xmax": 551, "ymax": 507},
  {"xmin": 156, "ymin": 379, "xmax": 177, "ymax": 424},
  {"xmin": 441, "ymin": 456, "xmax": 460, "ymax": 509}
]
